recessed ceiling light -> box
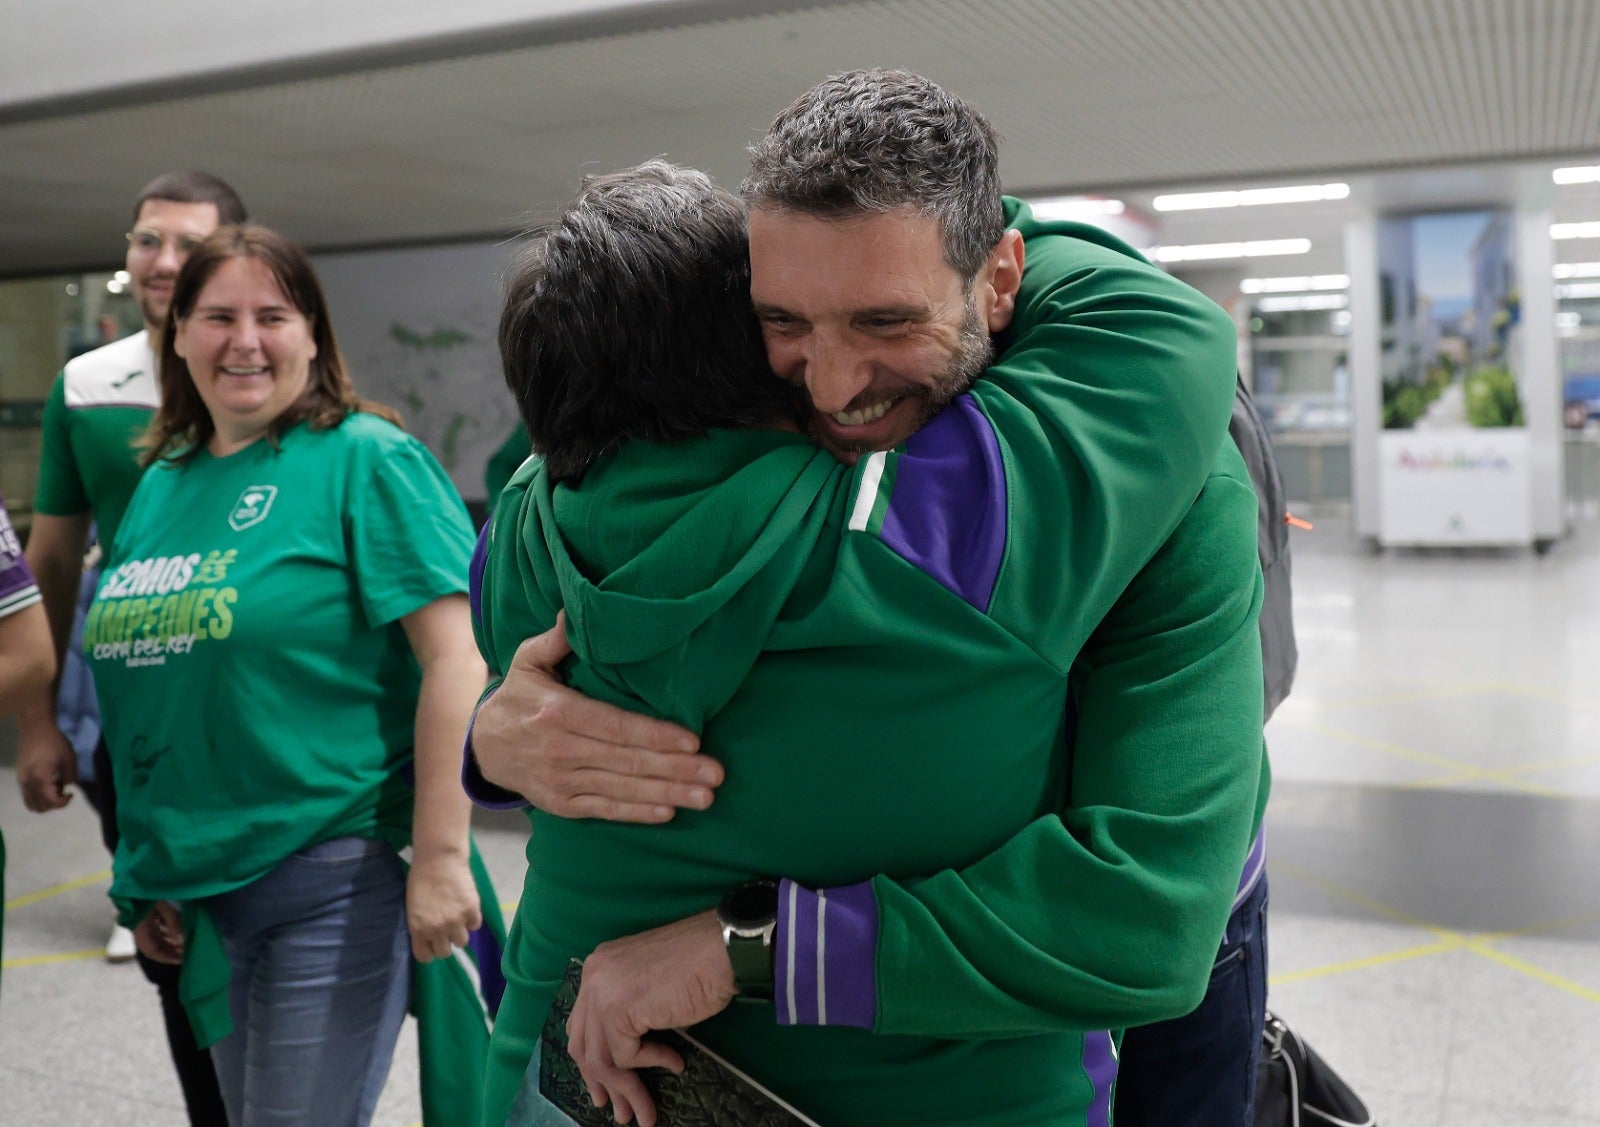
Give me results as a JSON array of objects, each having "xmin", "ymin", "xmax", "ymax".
[
  {"xmin": 1240, "ymin": 274, "xmax": 1350, "ymax": 294},
  {"xmin": 1555, "ymin": 262, "xmax": 1600, "ymax": 278},
  {"xmin": 1027, "ymin": 196, "xmax": 1126, "ymax": 221},
  {"xmin": 1553, "ymin": 166, "xmax": 1600, "ymax": 185},
  {"xmin": 1551, "ymin": 222, "xmax": 1600, "ymax": 240},
  {"xmin": 1154, "ymin": 238, "xmax": 1312, "ymax": 263},
  {"xmin": 1254, "ymin": 294, "xmax": 1349, "ymax": 313},
  {"xmin": 1152, "ymin": 183, "xmax": 1349, "ymax": 211}
]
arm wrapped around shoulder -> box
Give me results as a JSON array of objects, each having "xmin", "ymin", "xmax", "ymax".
[{"xmin": 827, "ymin": 455, "xmax": 1268, "ymax": 1039}]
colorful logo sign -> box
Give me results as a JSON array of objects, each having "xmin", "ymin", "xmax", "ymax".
[{"xmin": 1394, "ymin": 449, "xmax": 1513, "ymax": 473}]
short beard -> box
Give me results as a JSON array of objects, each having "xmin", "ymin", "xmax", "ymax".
[
  {"xmin": 924, "ymin": 294, "xmax": 996, "ymax": 416},
  {"xmin": 820, "ymin": 293, "xmax": 994, "ymax": 462},
  {"xmin": 137, "ymin": 293, "xmax": 169, "ymax": 334}
]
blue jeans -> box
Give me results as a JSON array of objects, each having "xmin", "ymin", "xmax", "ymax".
[
  {"xmin": 205, "ymin": 836, "xmax": 412, "ymax": 1127},
  {"xmin": 1116, "ymin": 871, "xmax": 1269, "ymax": 1127},
  {"xmin": 507, "ymin": 1039, "xmax": 581, "ymax": 1126}
]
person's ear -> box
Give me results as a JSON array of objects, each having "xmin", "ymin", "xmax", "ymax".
[{"xmin": 978, "ymin": 229, "xmax": 1024, "ymax": 333}]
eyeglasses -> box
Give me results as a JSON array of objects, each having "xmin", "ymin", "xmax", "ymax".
[{"xmin": 126, "ymin": 229, "xmax": 207, "ymax": 256}]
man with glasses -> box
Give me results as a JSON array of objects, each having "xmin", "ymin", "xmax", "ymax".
[{"xmin": 16, "ymin": 170, "xmax": 245, "ymax": 1126}]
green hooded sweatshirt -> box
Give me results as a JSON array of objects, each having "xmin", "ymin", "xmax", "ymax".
[{"xmin": 475, "ymin": 199, "xmax": 1268, "ymax": 1126}]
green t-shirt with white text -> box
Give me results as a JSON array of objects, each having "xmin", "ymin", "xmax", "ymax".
[{"xmin": 87, "ymin": 413, "xmax": 475, "ymax": 912}]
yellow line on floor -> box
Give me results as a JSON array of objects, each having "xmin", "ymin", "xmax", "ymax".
[
  {"xmin": 1475, "ymin": 911, "xmax": 1600, "ymax": 943},
  {"xmin": 1398, "ymin": 772, "xmax": 1561, "ymax": 797},
  {"xmin": 1, "ymin": 948, "xmax": 102, "ymax": 969},
  {"xmin": 1465, "ymin": 943, "xmax": 1600, "ymax": 1005},
  {"xmin": 1483, "ymin": 752, "xmax": 1600, "ymax": 778},
  {"xmin": 1273, "ymin": 862, "xmax": 1460, "ymax": 942},
  {"xmin": 1289, "ymin": 721, "xmax": 1576, "ymax": 797},
  {"xmin": 1400, "ymin": 751, "xmax": 1600, "ymax": 795},
  {"xmin": 1269, "ymin": 938, "xmax": 1465, "ymax": 986},
  {"xmin": 1273, "ymin": 864, "xmax": 1600, "ymax": 1007},
  {"xmin": 4, "ymin": 868, "xmax": 112, "ymax": 910},
  {"xmin": 1285, "ymin": 721, "xmax": 1479, "ymax": 776}
]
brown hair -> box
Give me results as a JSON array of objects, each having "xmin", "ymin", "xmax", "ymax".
[
  {"xmin": 132, "ymin": 170, "xmax": 247, "ymax": 227},
  {"xmin": 141, "ymin": 225, "xmax": 400, "ymax": 465}
]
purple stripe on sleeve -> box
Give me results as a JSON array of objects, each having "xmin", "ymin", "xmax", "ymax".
[
  {"xmin": 468, "ymin": 521, "xmax": 490, "ymax": 632},
  {"xmin": 877, "ymin": 396, "xmax": 1007, "ymax": 611},
  {"xmin": 819, "ymin": 881, "xmax": 878, "ymax": 1029},
  {"xmin": 467, "ymin": 923, "xmax": 507, "ymax": 1015},
  {"xmin": 1233, "ymin": 829, "xmax": 1267, "ymax": 908},
  {"xmin": 1083, "ymin": 1030, "xmax": 1118, "ymax": 1127},
  {"xmin": 0, "ymin": 568, "xmax": 38, "ymax": 614},
  {"xmin": 0, "ymin": 498, "xmax": 38, "ymax": 618},
  {"xmin": 776, "ymin": 879, "xmax": 877, "ymax": 1029},
  {"xmin": 460, "ymin": 694, "xmax": 530, "ymax": 810}
]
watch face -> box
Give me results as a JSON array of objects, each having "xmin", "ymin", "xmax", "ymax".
[{"xmin": 722, "ymin": 880, "xmax": 779, "ymax": 929}]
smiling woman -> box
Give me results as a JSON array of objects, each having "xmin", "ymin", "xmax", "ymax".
[
  {"xmin": 142, "ymin": 225, "xmax": 398, "ymax": 464},
  {"xmin": 172, "ymin": 256, "xmax": 318, "ymax": 456},
  {"xmin": 82, "ymin": 224, "xmax": 496, "ymax": 1127}
]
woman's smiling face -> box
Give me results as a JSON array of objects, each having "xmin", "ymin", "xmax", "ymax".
[{"xmin": 174, "ymin": 255, "xmax": 317, "ymax": 454}]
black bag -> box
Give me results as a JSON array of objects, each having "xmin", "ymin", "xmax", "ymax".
[{"xmin": 1254, "ymin": 1011, "xmax": 1376, "ymax": 1126}]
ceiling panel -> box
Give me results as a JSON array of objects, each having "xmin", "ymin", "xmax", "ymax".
[{"xmin": 2, "ymin": 0, "xmax": 1600, "ymax": 276}]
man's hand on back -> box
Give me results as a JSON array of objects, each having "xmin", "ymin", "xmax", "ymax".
[{"xmin": 473, "ymin": 618, "xmax": 725, "ymax": 823}]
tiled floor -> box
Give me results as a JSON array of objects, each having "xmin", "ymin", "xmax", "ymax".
[
  {"xmin": 1259, "ymin": 508, "xmax": 1600, "ymax": 1127},
  {"xmin": 3, "ymin": 503, "xmax": 1599, "ymax": 1125}
]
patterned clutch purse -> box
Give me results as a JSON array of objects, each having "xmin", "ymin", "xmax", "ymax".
[{"xmin": 536, "ymin": 958, "xmax": 821, "ymax": 1127}]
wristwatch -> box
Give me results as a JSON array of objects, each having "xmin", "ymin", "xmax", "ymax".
[{"xmin": 717, "ymin": 879, "xmax": 779, "ymax": 1000}]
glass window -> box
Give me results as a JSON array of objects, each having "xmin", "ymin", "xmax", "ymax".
[
  {"xmin": 1249, "ymin": 302, "xmax": 1351, "ymax": 435},
  {"xmin": 0, "ymin": 270, "xmax": 140, "ymax": 534}
]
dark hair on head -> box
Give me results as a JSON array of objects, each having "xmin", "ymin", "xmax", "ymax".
[
  {"xmin": 742, "ymin": 68, "xmax": 1005, "ymax": 280},
  {"xmin": 500, "ymin": 158, "xmax": 803, "ymax": 482},
  {"xmin": 132, "ymin": 171, "xmax": 248, "ymax": 227},
  {"xmin": 141, "ymin": 224, "xmax": 400, "ymax": 466}
]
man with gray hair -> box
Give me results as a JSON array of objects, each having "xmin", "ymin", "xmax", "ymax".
[{"xmin": 472, "ymin": 71, "xmax": 1268, "ymax": 1126}]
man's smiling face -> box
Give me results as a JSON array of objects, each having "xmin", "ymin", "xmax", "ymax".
[
  {"xmin": 125, "ymin": 199, "xmax": 222, "ymax": 334},
  {"xmin": 748, "ymin": 207, "xmax": 1019, "ymax": 464}
]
